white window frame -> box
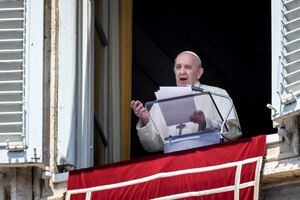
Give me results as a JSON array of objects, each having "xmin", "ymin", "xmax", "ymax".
[
  {"xmin": 56, "ymin": 0, "xmax": 121, "ymax": 169},
  {"xmin": 271, "ymin": 0, "xmax": 282, "ymax": 124},
  {"xmin": 57, "ymin": 0, "xmax": 94, "ymax": 169}
]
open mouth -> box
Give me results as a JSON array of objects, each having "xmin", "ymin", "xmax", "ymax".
[
  {"xmin": 180, "ymin": 77, "xmax": 188, "ymax": 81},
  {"xmin": 178, "ymin": 77, "xmax": 189, "ymax": 85}
]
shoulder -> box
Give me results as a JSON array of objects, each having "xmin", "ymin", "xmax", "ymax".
[{"xmin": 201, "ymin": 84, "xmax": 228, "ymax": 95}]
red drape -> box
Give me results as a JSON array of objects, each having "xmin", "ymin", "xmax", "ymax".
[{"xmin": 67, "ymin": 135, "xmax": 266, "ymax": 200}]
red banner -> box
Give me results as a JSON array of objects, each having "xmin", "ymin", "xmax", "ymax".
[{"xmin": 67, "ymin": 135, "xmax": 266, "ymax": 200}]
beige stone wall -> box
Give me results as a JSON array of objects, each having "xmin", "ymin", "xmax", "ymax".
[
  {"xmin": 0, "ymin": 167, "xmax": 51, "ymax": 200},
  {"xmin": 262, "ymin": 181, "xmax": 300, "ymax": 200},
  {"xmin": 261, "ymin": 117, "xmax": 300, "ymax": 199}
]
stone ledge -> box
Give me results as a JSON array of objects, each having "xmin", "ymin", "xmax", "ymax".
[
  {"xmin": 47, "ymin": 172, "xmax": 69, "ymax": 200},
  {"xmin": 262, "ymin": 133, "xmax": 300, "ymax": 189},
  {"xmin": 266, "ymin": 133, "xmax": 282, "ymax": 144},
  {"xmin": 262, "ymin": 156, "xmax": 300, "ymax": 188}
]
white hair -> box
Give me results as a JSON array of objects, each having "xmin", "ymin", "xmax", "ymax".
[{"xmin": 176, "ymin": 51, "xmax": 202, "ymax": 68}]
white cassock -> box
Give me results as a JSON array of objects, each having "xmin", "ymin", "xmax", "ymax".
[{"xmin": 136, "ymin": 82, "xmax": 241, "ymax": 152}]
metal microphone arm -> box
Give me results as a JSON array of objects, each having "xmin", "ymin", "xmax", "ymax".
[{"xmin": 191, "ymin": 85, "xmax": 234, "ymax": 134}]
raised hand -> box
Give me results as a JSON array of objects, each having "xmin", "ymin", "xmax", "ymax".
[{"xmin": 131, "ymin": 100, "xmax": 150, "ymax": 125}]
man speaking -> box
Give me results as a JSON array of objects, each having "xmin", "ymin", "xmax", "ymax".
[{"xmin": 131, "ymin": 51, "xmax": 241, "ymax": 152}]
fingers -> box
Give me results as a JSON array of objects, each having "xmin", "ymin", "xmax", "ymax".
[
  {"xmin": 130, "ymin": 100, "xmax": 135, "ymax": 108},
  {"xmin": 190, "ymin": 110, "xmax": 204, "ymax": 119},
  {"xmin": 131, "ymin": 100, "xmax": 141, "ymax": 110},
  {"xmin": 195, "ymin": 110, "xmax": 204, "ymax": 116},
  {"xmin": 131, "ymin": 100, "xmax": 146, "ymax": 116},
  {"xmin": 131, "ymin": 100, "xmax": 150, "ymax": 125},
  {"xmin": 190, "ymin": 115, "xmax": 200, "ymax": 123},
  {"xmin": 136, "ymin": 103, "xmax": 144, "ymax": 113},
  {"xmin": 189, "ymin": 110, "xmax": 206, "ymax": 130},
  {"xmin": 190, "ymin": 110, "xmax": 205, "ymax": 123}
]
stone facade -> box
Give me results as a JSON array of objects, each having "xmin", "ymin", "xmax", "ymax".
[{"xmin": 261, "ymin": 116, "xmax": 300, "ymax": 199}]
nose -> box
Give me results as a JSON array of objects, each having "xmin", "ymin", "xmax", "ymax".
[{"xmin": 179, "ymin": 67, "xmax": 186, "ymax": 74}]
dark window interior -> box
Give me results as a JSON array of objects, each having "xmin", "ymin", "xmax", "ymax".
[{"xmin": 131, "ymin": 0, "xmax": 275, "ymax": 158}]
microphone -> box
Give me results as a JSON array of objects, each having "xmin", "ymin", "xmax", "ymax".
[
  {"xmin": 191, "ymin": 85, "xmax": 234, "ymax": 136},
  {"xmin": 191, "ymin": 85, "xmax": 207, "ymax": 93}
]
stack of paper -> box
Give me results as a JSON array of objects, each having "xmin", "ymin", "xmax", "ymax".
[{"xmin": 154, "ymin": 86, "xmax": 197, "ymax": 126}]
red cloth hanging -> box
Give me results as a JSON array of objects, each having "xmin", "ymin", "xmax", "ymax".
[{"xmin": 67, "ymin": 135, "xmax": 266, "ymax": 200}]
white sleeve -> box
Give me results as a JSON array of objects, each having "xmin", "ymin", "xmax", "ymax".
[
  {"xmin": 136, "ymin": 119, "xmax": 164, "ymax": 152},
  {"xmin": 205, "ymin": 118, "xmax": 222, "ymax": 131}
]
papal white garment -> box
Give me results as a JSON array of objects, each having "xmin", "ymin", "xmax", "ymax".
[{"xmin": 136, "ymin": 82, "xmax": 241, "ymax": 152}]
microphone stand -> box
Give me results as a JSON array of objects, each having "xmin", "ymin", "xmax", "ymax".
[{"xmin": 191, "ymin": 85, "xmax": 234, "ymax": 140}]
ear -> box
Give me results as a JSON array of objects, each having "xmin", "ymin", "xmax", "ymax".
[{"xmin": 197, "ymin": 67, "xmax": 204, "ymax": 79}]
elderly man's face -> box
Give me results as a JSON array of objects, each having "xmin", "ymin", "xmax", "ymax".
[{"xmin": 174, "ymin": 53, "xmax": 203, "ymax": 86}]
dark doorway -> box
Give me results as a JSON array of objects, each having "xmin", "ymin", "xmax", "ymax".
[{"xmin": 131, "ymin": 1, "xmax": 273, "ymax": 158}]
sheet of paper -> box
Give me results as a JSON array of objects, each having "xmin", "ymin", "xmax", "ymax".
[
  {"xmin": 155, "ymin": 86, "xmax": 193, "ymax": 99},
  {"xmin": 154, "ymin": 86, "xmax": 197, "ymax": 126}
]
